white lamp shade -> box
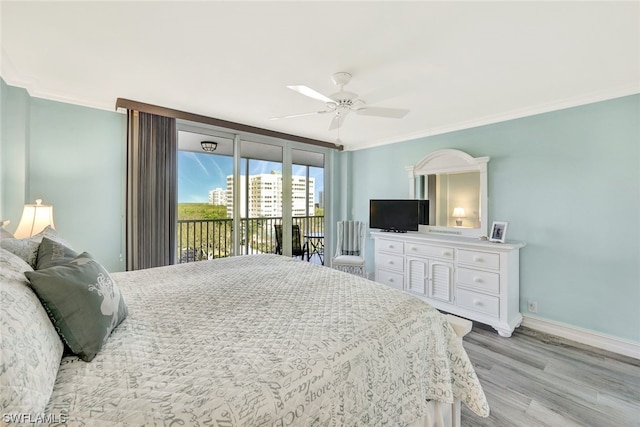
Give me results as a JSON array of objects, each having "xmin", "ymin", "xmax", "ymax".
[
  {"xmin": 14, "ymin": 199, "xmax": 55, "ymax": 239},
  {"xmin": 452, "ymin": 207, "xmax": 466, "ymax": 218}
]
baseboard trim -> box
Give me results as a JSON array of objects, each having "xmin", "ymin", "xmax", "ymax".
[{"xmin": 522, "ymin": 315, "xmax": 640, "ymax": 360}]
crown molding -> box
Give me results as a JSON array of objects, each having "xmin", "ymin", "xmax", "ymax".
[
  {"xmin": 345, "ymin": 84, "xmax": 640, "ymax": 151},
  {"xmin": 2, "ymin": 48, "xmax": 637, "ymax": 153}
]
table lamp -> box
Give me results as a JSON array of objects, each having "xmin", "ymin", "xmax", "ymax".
[
  {"xmin": 14, "ymin": 199, "xmax": 55, "ymax": 238},
  {"xmin": 452, "ymin": 207, "xmax": 465, "ymax": 226}
]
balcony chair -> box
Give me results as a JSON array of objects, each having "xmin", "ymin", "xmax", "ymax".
[
  {"xmin": 274, "ymin": 224, "xmax": 308, "ymax": 260},
  {"xmin": 331, "ymin": 220, "xmax": 366, "ymax": 277}
]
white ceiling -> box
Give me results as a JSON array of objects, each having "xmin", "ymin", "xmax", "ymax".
[{"xmin": 2, "ymin": 1, "xmax": 638, "ymax": 151}]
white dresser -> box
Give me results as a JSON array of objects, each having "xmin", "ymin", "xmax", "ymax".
[{"xmin": 372, "ymin": 231, "xmax": 525, "ymax": 337}]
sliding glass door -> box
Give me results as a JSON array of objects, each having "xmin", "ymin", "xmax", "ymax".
[
  {"xmin": 176, "ymin": 129, "xmax": 234, "ymax": 262},
  {"xmin": 237, "ymin": 140, "xmax": 283, "ymax": 256},
  {"xmin": 291, "ymin": 149, "xmax": 325, "ymax": 264},
  {"xmin": 176, "ymin": 123, "xmax": 329, "ymax": 263}
]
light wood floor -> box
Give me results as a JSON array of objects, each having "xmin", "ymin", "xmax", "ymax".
[{"xmin": 460, "ymin": 324, "xmax": 640, "ymax": 427}]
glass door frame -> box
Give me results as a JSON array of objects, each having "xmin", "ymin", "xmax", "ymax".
[
  {"xmin": 234, "ymin": 136, "xmax": 329, "ymax": 259},
  {"xmin": 177, "ymin": 119, "xmax": 332, "ymax": 261}
]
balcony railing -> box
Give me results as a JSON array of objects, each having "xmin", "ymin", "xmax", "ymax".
[{"xmin": 177, "ymin": 216, "xmax": 324, "ymax": 263}]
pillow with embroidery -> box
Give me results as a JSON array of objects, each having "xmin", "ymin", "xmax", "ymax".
[
  {"xmin": 35, "ymin": 237, "xmax": 79, "ymax": 270},
  {"xmin": 24, "ymin": 252, "xmax": 127, "ymax": 362}
]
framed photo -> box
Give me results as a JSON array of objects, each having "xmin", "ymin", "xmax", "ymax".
[{"xmin": 489, "ymin": 221, "xmax": 508, "ymax": 243}]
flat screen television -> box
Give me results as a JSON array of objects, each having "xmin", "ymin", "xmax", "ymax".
[{"xmin": 369, "ymin": 199, "xmax": 428, "ymax": 232}]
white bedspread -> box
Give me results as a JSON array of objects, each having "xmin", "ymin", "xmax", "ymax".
[{"xmin": 45, "ymin": 254, "xmax": 489, "ymax": 425}]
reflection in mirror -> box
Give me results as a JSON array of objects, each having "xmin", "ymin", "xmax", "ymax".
[{"xmin": 425, "ymin": 172, "xmax": 480, "ymax": 228}]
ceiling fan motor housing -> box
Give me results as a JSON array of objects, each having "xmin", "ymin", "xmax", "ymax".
[{"xmin": 328, "ymin": 88, "xmax": 359, "ymax": 115}]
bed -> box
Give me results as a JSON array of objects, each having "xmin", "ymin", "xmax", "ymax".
[{"xmin": 1, "ymin": 230, "xmax": 489, "ymax": 426}]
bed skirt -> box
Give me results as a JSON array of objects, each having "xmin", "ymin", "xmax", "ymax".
[{"xmin": 408, "ymin": 398, "xmax": 460, "ymax": 427}]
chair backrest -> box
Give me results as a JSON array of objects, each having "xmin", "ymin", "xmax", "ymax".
[
  {"xmin": 335, "ymin": 221, "xmax": 365, "ymax": 257},
  {"xmin": 274, "ymin": 224, "xmax": 306, "ymax": 257},
  {"xmin": 274, "ymin": 224, "xmax": 283, "ymax": 254},
  {"xmin": 291, "ymin": 225, "xmax": 305, "ymax": 256}
]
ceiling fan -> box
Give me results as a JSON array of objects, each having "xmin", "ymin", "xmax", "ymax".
[{"xmin": 271, "ymin": 72, "xmax": 410, "ymax": 130}]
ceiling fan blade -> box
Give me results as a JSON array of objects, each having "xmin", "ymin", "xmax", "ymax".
[
  {"xmin": 328, "ymin": 114, "xmax": 346, "ymax": 131},
  {"xmin": 270, "ymin": 110, "xmax": 330, "ymax": 120},
  {"xmin": 355, "ymin": 106, "xmax": 409, "ymax": 119},
  {"xmin": 287, "ymin": 85, "xmax": 334, "ymax": 103}
]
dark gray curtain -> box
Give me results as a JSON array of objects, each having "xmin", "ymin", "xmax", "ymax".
[{"xmin": 126, "ymin": 110, "xmax": 177, "ymax": 270}]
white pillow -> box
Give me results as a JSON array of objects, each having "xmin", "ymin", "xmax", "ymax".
[
  {"xmin": 0, "ymin": 248, "xmax": 64, "ymax": 415},
  {"xmin": 0, "ymin": 226, "xmax": 73, "ymax": 268},
  {"xmin": 0, "ymin": 247, "xmax": 32, "ymax": 274}
]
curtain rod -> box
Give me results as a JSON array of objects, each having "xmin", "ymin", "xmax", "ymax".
[{"xmin": 115, "ymin": 98, "xmax": 344, "ymax": 151}]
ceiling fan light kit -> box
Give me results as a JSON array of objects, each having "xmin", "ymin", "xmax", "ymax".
[{"xmin": 273, "ymin": 72, "xmax": 410, "ymax": 130}]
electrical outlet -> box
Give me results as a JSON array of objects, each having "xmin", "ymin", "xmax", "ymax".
[{"xmin": 527, "ymin": 300, "xmax": 538, "ymax": 313}]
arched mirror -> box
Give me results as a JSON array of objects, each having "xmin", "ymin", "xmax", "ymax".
[{"xmin": 407, "ymin": 149, "xmax": 489, "ymax": 238}]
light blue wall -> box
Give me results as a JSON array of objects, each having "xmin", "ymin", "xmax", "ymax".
[
  {"xmin": 1, "ymin": 80, "xmax": 126, "ymax": 271},
  {"xmin": 1, "ymin": 80, "xmax": 29, "ymax": 224},
  {"xmin": 3, "ymin": 78, "xmax": 638, "ymax": 342},
  {"xmin": 346, "ymin": 94, "xmax": 640, "ymax": 342}
]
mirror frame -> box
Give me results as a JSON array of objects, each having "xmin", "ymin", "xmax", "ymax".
[{"xmin": 406, "ymin": 149, "xmax": 489, "ymax": 238}]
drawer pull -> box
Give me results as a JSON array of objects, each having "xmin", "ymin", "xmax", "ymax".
[
  {"xmin": 443, "ymin": 251, "xmax": 451, "ymax": 256},
  {"xmin": 388, "ymin": 245, "xmax": 395, "ymax": 249},
  {"xmin": 473, "ymin": 256, "xmax": 483, "ymax": 262},
  {"xmin": 388, "ymin": 260, "xmax": 394, "ymax": 265},
  {"xmin": 388, "ymin": 278, "xmax": 394, "ymax": 283},
  {"xmin": 473, "ymin": 277, "xmax": 482, "ymax": 283},
  {"xmin": 473, "ymin": 299, "xmax": 483, "ymax": 306}
]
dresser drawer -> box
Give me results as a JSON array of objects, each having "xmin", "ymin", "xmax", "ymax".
[
  {"xmin": 456, "ymin": 289, "xmax": 499, "ymax": 317},
  {"xmin": 405, "ymin": 242, "xmax": 454, "ymax": 260},
  {"xmin": 377, "ymin": 269, "xmax": 404, "ymax": 290},
  {"xmin": 458, "ymin": 249, "xmax": 500, "ymax": 269},
  {"xmin": 377, "ymin": 239, "xmax": 404, "ymax": 254},
  {"xmin": 457, "ymin": 267, "xmax": 500, "ymax": 293},
  {"xmin": 375, "ymin": 252, "xmax": 404, "ymax": 272}
]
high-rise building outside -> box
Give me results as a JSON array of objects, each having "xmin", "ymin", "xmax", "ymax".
[
  {"xmin": 208, "ymin": 188, "xmax": 227, "ymax": 206},
  {"xmin": 226, "ymin": 171, "xmax": 315, "ymax": 218}
]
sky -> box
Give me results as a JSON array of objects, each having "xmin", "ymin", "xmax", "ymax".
[{"xmin": 178, "ymin": 151, "xmax": 324, "ymax": 203}]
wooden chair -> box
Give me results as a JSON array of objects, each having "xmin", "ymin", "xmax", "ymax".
[{"xmin": 274, "ymin": 224, "xmax": 308, "ymax": 260}]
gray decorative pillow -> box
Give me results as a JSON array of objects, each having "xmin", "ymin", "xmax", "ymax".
[
  {"xmin": 25, "ymin": 252, "xmax": 128, "ymax": 362},
  {"xmin": 35, "ymin": 237, "xmax": 79, "ymax": 270},
  {"xmin": 0, "ymin": 226, "xmax": 73, "ymax": 268}
]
